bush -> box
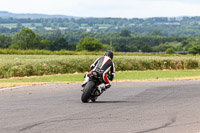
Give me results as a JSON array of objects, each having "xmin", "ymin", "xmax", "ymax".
[
  {"xmin": 0, "ymin": 55, "xmax": 199, "ymax": 78},
  {"xmin": 188, "ymin": 45, "xmax": 200, "ymax": 55},
  {"xmin": 166, "ymin": 48, "xmax": 176, "ymax": 54}
]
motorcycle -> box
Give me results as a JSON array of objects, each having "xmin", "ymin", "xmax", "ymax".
[{"xmin": 81, "ymin": 70, "xmax": 106, "ymax": 103}]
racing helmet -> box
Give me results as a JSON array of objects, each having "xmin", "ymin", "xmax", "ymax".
[{"xmin": 104, "ymin": 50, "xmax": 113, "ymax": 60}]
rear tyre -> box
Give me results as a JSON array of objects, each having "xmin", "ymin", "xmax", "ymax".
[{"xmin": 81, "ymin": 81, "xmax": 95, "ymax": 103}]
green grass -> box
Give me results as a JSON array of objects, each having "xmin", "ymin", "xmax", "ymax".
[
  {"xmin": 1, "ymin": 70, "xmax": 200, "ymax": 83},
  {"xmin": 0, "ymin": 73, "xmax": 84, "ymax": 83},
  {"xmin": 116, "ymin": 70, "xmax": 200, "ymax": 80}
]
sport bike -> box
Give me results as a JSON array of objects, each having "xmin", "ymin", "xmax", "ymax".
[{"xmin": 81, "ymin": 70, "xmax": 107, "ymax": 103}]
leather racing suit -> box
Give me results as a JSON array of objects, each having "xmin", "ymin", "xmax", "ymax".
[{"xmin": 82, "ymin": 55, "xmax": 115, "ymax": 89}]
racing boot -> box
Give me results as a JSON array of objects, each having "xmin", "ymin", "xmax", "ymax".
[{"xmin": 98, "ymin": 83, "xmax": 111, "ymax": 93}]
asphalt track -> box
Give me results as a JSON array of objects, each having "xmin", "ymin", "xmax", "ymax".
[{"xmin": 0, "ymin": 80, "xmax": 200, "ymax": 133}]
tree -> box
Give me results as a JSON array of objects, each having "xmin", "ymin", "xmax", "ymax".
[
  {"xmin": 166, "ymin": 48, "xmax": 176, "ymax": 54},
  {"xmin": 128, "ymin": 45, "xmax": 138, "ymax": 52},
  {"xmin": 188, "ymin": 45, "xmax": 200, "ymax": 54},
  {"xmin": 76, "ymin": 36, "xmax": 103, "ymax": 51},
  {"xmin": 39, "ymin": 39, "xmax": 51, "ymax": 50},
  {"xmin": 52, "ymin": 37, "xmax": 68, "ymax": 50},
  {"xmin": 114, "ymin": 43, "xmax": 129, "ymax": 52},
  {"xmin": 113, "ymin": 43, "xmax": 137, "ymax": 52},
  {"xmin": 0, "ymin": 35, "xmax": 12, "ymax": 48},
  {"xmin": 67, "ymin": 42, "xmax": 77, "ymax": 51},
  {"xmin": 152, "ymin": 41, "xmax": 182, "ymax": 52},
  {"xmin": 151, "ymin": 30, "xmax": 163, "ymax": 36},
  {"xmin": 140, "ymin": 44, "xmax": 153, "ymax": 52},
  {"xmin": 120, "ymin": 29, "xmax": 131, "ymax": 37},
  {"xmin": 12, "ymin": 28, "xmax": 41, "ymax": 49}
]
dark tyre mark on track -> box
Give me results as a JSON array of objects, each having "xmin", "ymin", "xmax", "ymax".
[{"xmin": 135, "ymin": 117, "xmax": 176, "ymax": 133}]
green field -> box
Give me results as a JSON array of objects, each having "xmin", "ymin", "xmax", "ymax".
[
  {"xmin": 0, "ymin": 54, "xmax": 199, "ymax": 78},
  {"xmin": 0, "ymin": 23, "xmax": 42, "ymax": 28},
  {"xmin": 1, "ymin": 70, "xmax": 200, "ymax": 89}
]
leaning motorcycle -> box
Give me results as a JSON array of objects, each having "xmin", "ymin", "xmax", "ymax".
[{"xmin": 81, "ymin": 70, "xmax": 106, "ymax": 103}]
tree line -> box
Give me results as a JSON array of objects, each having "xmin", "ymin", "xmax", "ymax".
[
  {"xmin": 0, "ymin": 28, "xmax": 200, "ymax": 54},
  {"xmin": 1, "ymin": 17, "xmax": 200, "ymax": 36}
]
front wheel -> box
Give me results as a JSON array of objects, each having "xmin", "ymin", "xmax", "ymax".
[{"xmin": 81, "ymin": 81, "xmax": 95, "ymax": 103}]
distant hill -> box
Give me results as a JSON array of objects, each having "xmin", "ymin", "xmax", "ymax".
[
  {"xmin": 1, "ymin": 11, "xmax": 200, "ymax": 36},
  {"xmin": 0, "ymin": 11, "xmax": 78, "ymax": 19}
]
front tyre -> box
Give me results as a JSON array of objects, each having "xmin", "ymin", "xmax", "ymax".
[{"xmin": 81, "ymin": 81, "xmax": 95, "ymax": 103}]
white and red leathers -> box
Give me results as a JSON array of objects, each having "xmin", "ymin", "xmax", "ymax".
[{"xmin": 83, "ymin": 55, "xmax": 115, "ymax": 88}]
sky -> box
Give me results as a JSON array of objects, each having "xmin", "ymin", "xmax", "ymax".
[{"xmin": 1, "ymin": 0, "xmax": 200, "ymax": 18}]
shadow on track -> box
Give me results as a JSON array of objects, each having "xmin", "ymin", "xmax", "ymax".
[{"xmin": 92, "ymin": 101, "xmax": 135, "ymax": 103}]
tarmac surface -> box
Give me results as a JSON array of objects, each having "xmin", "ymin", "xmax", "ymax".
[{"xmin": 0, "ymin": 80, "xmax": 200, "ymax": 133}]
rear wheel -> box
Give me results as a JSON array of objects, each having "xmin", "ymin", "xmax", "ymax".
[{"xmin": 81, "ymin": 81, "xmax": 95, "ymax": 103}]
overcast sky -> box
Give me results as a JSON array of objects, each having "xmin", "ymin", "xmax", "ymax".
[{"xmin": 1, "ymin": 0, "xmax": 200, "ymax": 18}]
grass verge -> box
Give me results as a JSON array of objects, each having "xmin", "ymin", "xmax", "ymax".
[{"xmin": 1, "ymin": 70, "xmax": 200, "ymax": 89}]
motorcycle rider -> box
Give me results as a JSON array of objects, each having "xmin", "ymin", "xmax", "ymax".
[{"xmin": 82, "ymin": 50, "xmax": 115, "ymax": 92}]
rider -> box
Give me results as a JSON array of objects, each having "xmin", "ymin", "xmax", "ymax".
[{"xmin": 82, "ymin": 50, "xmax": 115, "ymax": 92}]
